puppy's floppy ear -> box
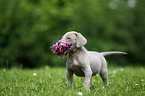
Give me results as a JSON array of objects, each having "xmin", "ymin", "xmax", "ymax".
[{"xmin": 76, "ymin": 33, "xmax": 87, "ymax": 47}]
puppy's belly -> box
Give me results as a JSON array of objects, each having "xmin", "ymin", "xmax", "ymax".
[
  {"xmin": 71, "ymin": 66, "xmax": 85, "ymax": 77},
  {"xmin": 72, "ymin": 66, "xmax": 98, "ymax": 77}
]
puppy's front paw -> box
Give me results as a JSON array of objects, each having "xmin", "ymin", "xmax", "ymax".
[{"xmin": 83, "ymin": 82, "xmax": 90, "ymax": 91}]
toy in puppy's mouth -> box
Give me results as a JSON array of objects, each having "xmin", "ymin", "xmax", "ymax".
[{"xmin": 50, "ymin": 41, "xmax": 72, "ymax": 58}]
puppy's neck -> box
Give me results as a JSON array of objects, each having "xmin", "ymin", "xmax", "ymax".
[{"xmin": 69, "ymin": 46, "xmax": 87, "ymax": 56}]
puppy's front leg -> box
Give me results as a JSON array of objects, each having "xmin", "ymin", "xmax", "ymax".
[
  {"xmin": 66, "ymin": 71, "xmax": 73, "ymax": 87},
  {"xmin": 83, "ymin": 68, "xmax": 92, "ymax": 90}
]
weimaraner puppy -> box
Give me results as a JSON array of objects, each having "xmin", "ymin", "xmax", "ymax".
[{"xmin": 57, "ymin": 31, "xmax": 127, "ymax": 90}]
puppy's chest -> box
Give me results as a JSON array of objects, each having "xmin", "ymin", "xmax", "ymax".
[
  {"xmin": 67, "ymin": 56, "xmax": 85, "ymax": 70},
  {"xmin": 68, "ymin": 57, "xmax": 80, "ymax": 67},
  {"xmin": 67, "ymin": 57, "xmax": 85, "ymax": 77}
]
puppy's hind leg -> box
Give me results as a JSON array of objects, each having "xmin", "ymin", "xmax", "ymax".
[
  {"xmin": 100, "ymin": 70, "xmax": 108, "ymax": 88},
  {"xmin": 100, "ymin": 58, "xmax": 108, "ymax": 88}
]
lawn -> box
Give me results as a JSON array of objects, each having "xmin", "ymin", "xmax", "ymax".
[{"xmin": 0, "ymin": 66, "xmax": 145, "ymax": 96}]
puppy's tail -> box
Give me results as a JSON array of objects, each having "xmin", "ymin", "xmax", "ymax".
[{"xmin": 100, "ymin": 51, "xmax": 127, "ymax": 56}]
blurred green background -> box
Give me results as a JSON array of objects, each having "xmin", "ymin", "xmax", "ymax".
[{"xmin": 0, "ymin": 0, "xmax": 145, "ymax": 68}]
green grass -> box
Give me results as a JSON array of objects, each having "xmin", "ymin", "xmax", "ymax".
[{"xmin": 0, "ymin": 66, "xmax": 145, "ymax": 96}]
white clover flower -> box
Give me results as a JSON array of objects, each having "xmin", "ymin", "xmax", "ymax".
[
  {"xmin": 33, "ymin": 73, "xmax": 37, "ymax": 76},
  {"xmin": 3, "ymin": 68, "xmax": 6, "ymax": 72},
  {"xmin": 120, "ymin": 68, "xmax": 124, "ymax": 71},
  {"xmin": 113, "ymin": 70, "xmax": 116, "ymax": 74},
  {"xmin": 103, "ymin": 86, "xmax": 105, "ymax": 89},
  {"xmin": 77, "ymin": 92, "xmax": 83, "ymax": 96},
  {"xmin": 141, "ymin": 79, "xmax": 144, "ymax": 81},
  {"xmin": 109, "ymin": 72, "xmax": 111, "ymax": 74},
  {"xmin": 135, "ymin": 84, "xmax": 138, "ymax": 85}
]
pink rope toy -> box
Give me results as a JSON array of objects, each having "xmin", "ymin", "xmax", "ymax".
[{"xmin": 50, "ymin": 41, "xmax": 72, "ymax": 58}]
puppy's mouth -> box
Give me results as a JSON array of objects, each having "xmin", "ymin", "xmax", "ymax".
[{"xmin": 50, "ymin": 41, "xmax": 72, "ymax": 58}]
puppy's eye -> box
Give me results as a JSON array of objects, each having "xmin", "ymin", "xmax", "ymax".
[{"xmin": 67, "ymin": 37, "xmax": 71, "ymax": 39}]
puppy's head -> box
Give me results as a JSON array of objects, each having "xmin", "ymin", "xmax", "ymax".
[{"xmin": 59, "ymin": 31, "xmax": 87, "ymax": 48}]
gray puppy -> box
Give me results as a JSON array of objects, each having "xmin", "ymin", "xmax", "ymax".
[{"xmin": 57, "ymin": 31, "xmax": 127, "ymax": 90}]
